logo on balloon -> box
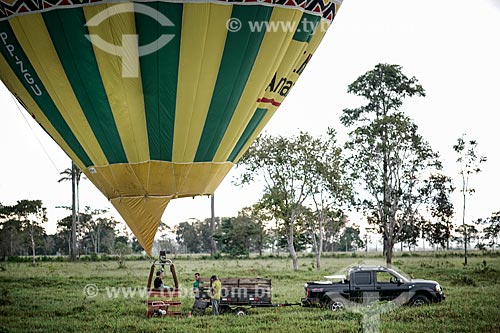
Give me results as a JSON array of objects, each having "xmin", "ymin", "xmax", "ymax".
[{"xmin": 85, "ymin": 4, "xmax": 175, "ymax": 78}]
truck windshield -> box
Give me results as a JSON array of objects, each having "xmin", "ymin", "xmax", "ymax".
[{"xmin": 388, "ymin": 268, "xmax": 410, "ymax": 282}]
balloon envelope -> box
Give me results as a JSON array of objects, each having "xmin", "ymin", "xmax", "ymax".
[{"xmin": 0, "ymin": 0, "xmax": 342, "ymax": 253}]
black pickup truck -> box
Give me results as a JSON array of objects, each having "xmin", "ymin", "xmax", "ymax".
[{"xmin": 301, "ymin": 265, "xmax": 445, "ymax": 311}]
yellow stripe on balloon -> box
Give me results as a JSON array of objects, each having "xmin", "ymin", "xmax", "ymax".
[
  {"xmin": 139, "ymin": 161, "xmax": 176, "ymax": 196},
  {"xmin": 84, "ymin": 4, "xmax": 149, "ymax": 164},
  {"xmin": 172, "ymin": 3, "xmax": 232, "ymax": 162},
  {"xmin": 213, "ymin": 7, "xmax": 302, "ymax": 162},
  {"xmin": 0, "ymin": 53, "xmax": 86, "ymax": 170},
  {"xmin": 9, "ymin": 14, "xmax": 108, "ymax": 167}
]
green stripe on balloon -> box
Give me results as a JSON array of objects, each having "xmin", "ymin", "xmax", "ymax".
[
  {"xmin": 137, "ymin": 2, "xmax": 183, "ymax": 162},
  {"xmin": 43, "ymin": 8, "xmax": 128, "ymax": 164},
  {"xmin": 293, "ymin": 13, "xmax": 321, "ymax": 42},
  {"xmin": 194, "ymin": 5, "xmax": 272, "ymax": 162}
]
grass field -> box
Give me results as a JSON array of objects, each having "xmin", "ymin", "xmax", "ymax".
[{"xmin": 1, "ymin": 254, "xmax": 499, "ymax": 333}]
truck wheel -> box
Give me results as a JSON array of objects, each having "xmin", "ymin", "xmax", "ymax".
[
  {"xmin": 234, "ymin": 307, "xmax": 247, "ymax": 316},
  {"xmin": 410, "ymin": 294, "xmax": 430, "ymax": 306},
  {"xmin": 328, "ymin": 298, "xmax": 345, "ymax": 312}
]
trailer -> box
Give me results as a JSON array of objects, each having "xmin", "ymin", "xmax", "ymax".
[{"xmin": 193, "ymin": 277, "xmax": 299, "ymax": 316}]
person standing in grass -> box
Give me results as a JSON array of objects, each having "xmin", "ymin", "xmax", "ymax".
[
  {"xmin": 193, "ymin": 272, "xmax": 204, "ymax": 299},
  {"xmin": 191, "ymin": 272, "xmax": 207, "ymax": 316},
  {"xmin": 210, "ymin": 275, "xmax": 222, "ymax": 315}
]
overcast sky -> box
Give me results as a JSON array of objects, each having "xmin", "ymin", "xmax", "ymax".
[{"xmin": 0, "ymin": 0, "xmax": 499, "ymax": 236}]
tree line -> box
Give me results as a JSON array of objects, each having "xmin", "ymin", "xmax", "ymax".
[
  {"xmin": 172, "ymin": 209, "xmax": 364, "ymax": 257},
  {"xmin": 0, "ymin": 201, "xmax": 143, "ymax": 262},
  {"xmin": 1, "ymin": 196, "xmax": 497, "ymax": 265}
]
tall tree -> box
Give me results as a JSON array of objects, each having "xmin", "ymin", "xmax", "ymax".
[
  {"xmin": 214, "ymin": 215, "xmax": 260, "ymax": 257},
  {"xmin": 337, "ymin": 225, "xmax": 365, "ymax": 252},
  {"xmin": 175, "ymin": 220, "xmax": 198, "ymax": 253},
  {"xmin": 308, "ymin": 129, "xmax": 352, "ymax": 270},
  {"xmin": 0, "ymin": 219, "xmax": 23, "ymax": 258},
  {"xmin": 421, "ymin": 174, "xmax": 455, "ymax": 250},
  {"xmin": 1, "ymin": 203, "xmax": 20, "ymax": 258},
  {"xmin": 341, "ymin": 63, "xmax": 439, "ymax": 266},
  {"xmin": 56, "ymin": 216, "xmax": 73, "ymax": 255},
  {"xmin": 398, "ymin": 220, "xmax": 421, "ymax": 251},
  {"xmin": 200, "ymin": 218, "xmax": 216, "ymax": 253},
  {"xmin": 240, "ymin": 204, "xmax": 272, "ymax": 256},
  {"xmin": 79, "ymin": 207, "xmax": 117, "ymax": 254},
  {"xmin": 10, "ymin": 200, "xmax": 47, "ymax": 263},
  {"xmin": 238, "ymin": 132, "xmax": 324, "ymax": 270},
  {"xmin": 422, "ymin": 218, "xmax": 447, "ymax": 250},
  {"xmin": 477, "ymin": 211, "xmax": 500, "ymax": 250},
  {"xmin": 453, "ymin": 224, "xmax": 480, "ymax": 250},
  {"xmin": 175, "ymin": 218, "xmax": 213, "ymax": 253},
  {"xmin": 58, "ymin": 162, "xmax": 82, "ymax": 261},
  {"xmin": 453, "ymin": 134, "xmax": 487, "ymax": 265}
]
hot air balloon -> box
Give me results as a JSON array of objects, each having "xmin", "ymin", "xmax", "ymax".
[{"xmin": 0, "ymin": 0, "xmax": 342, "ymax": 254}]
